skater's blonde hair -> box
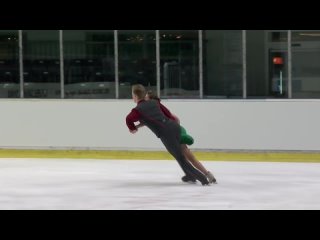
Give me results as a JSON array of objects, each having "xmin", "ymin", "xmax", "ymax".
[{"xmin": 132, "ymin": 84, "xmax": 146, "ymax": 100}]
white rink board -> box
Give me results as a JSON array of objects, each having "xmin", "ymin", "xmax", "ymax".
[{"xmin": 1, "ymin": 99, "xmax": 320, "ymax": 151}]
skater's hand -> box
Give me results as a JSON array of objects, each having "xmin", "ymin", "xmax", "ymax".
[
  {"xmin": 130, "ymin": 129, "xmax": 138, "ymax": 134},
  {"xmin": 135, "ymin": 123, "xmax": 144, "ymax": 129}
]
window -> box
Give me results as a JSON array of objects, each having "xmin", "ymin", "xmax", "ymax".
[
  {"xmin": 23, "ymin": 30, "xmax": 60, "ymax": 98},
  {"xmin": 247, "ymin": 30, "xmax": 288, "ymax": 98},
  {"xmin": 292, "ymin": 30, "xmax": 320, "ymax": 98},
  {"xmin": 118, "ymin": 30, "xmax": 156, "ymax": 98},
  {"xmin": 160, "ymin": 30, "xmax": 199, "ymax": 98},
  {"xmin": 203, "ymin": 30, "xmax": 242, "ymax": 98},
  {"xmin": 63, "ymin": 30, "xmax": 115, "ymax": 99},
  {"xmin": 0, "ymin": 30, "xmax": 19, "ymax": 98}
]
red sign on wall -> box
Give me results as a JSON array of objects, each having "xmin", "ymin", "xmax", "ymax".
[{"xmin": 273, "ymin": 57, "xmax": 284, "ymax": 65}]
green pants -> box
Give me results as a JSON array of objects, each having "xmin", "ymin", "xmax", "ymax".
[{"xmin": 180, "ymin": 126, "xmax": 194, "ymax": 145}]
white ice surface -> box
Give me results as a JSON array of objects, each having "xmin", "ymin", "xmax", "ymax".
[{"xmin": 0, "ymin": 158, "xmax": 320, "ymax": 210}]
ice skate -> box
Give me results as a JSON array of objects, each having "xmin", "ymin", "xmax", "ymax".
[{"xmin": 206, "ymin": 171, "xmax": 217, "ymax": 184}]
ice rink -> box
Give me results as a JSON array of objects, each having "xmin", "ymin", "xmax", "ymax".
[{"xmin": 0, "ymin": 158, "xmax": 320, "ymax": 210}]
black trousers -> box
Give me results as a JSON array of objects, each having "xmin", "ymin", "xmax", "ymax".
[{"xmin": 159, "ymin": 121, "xmax": 208, "ymax": 184}]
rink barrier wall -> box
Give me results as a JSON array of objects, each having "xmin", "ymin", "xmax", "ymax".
[{"xmin": 1, "ymin": 99, "xmax": 320, "ymax": 152}]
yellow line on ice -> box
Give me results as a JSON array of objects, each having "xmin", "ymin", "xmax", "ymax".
[{"xmin": 0, "ymin": 149, "xmax": 319, "ymax": 163}]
